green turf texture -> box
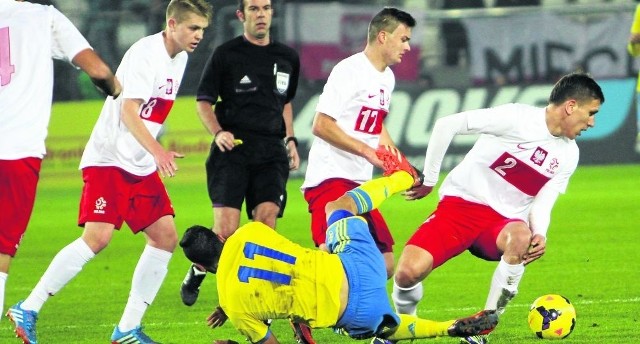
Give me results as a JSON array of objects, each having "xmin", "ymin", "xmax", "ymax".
[{"xmin": 2, "ymin": 99, "xmax": 639, "ymax": 343}]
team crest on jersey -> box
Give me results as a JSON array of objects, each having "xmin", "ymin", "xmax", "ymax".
[
  {"xmin": 158, "ymin": 78, "xmax": 174, "ymax": 95},
  {"xmin": 94, "ymin": 197, "xmax": 107, "ymax": 214},
  {"xmin": 530, "ymin": 147, "xmax": 548, "ymax": 166},
  {"xmin": 276, "ymin": 72, "xmax": 289, "ymax": 94},
  {"xmin": 546, "ymin": 158, "xmax": 559, "ymax": 174}
]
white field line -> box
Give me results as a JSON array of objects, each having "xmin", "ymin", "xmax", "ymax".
[
  {"xmin": 418, "ymin": 297, "xmax": 640, "ymax": 314},
  {"xmin": 18, "ymin": 297, "xmax": 640, "ymax": 330}
]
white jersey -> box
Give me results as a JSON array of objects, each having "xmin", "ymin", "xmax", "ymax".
[
  {"xmin": 302, "ymin": 52, "xmax": 395, "ymax": 188},
  {"xmin": 80, "ymin": 32, "xmax": 187, "ymax": 176},
  {"xmin": 0, "ymin": 2, "xmax": 90, "ymax": 160},
  {"xmin": 437, "ymin": 103, "xmax": 578, "ymax": 221}
]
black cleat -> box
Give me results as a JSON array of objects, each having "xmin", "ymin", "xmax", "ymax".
[
  {"xmin": 180, "ymin": 264, "xmax": 207, "ymax": 306},
  {"xmin": 448, "ymin": 310, "xmax": 498, "ymax": 337}
]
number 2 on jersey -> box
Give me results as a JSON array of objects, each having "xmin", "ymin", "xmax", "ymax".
[
  {"xmin": 0, "ymin": 27, "xmax": 16, "ymax": 86},
  {"xmin": 493, "ymin": 157, "xmax": 517, "ymax": 176},
  {"xmin": 237, "ymin": 242, "xmax": 296, "ymax": 285},
  {"xmin": 489, "ymin": 152, "xmax": 550, "ymax": 196}
]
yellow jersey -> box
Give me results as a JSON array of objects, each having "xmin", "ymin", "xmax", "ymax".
[
  {"xmin": 216, "ymin": 222, "xmax": 344, "ymax": 343},
  {"xmin": 628, "ymin": 4, "xmax": 640, "ymax": 91}
]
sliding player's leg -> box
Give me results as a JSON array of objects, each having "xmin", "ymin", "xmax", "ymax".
[{"xmin": 326, "ymin": 171, "xmax": 413, "ymax": 225}]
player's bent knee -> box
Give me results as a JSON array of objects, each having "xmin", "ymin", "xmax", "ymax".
[
  {"xmin": 149, "ymin": 231, "xmax": 178, "ymax": 251},
  {"xmin": 394, "ymin": 264, "xmax": 422, "ymax": 288},
  {"xmin": 510, "ymin": 230, "xmax": 533, "ymax": 252},
  {"xmin": 500, "ymin": 223, "xmax": 532, "ymax": 250}
]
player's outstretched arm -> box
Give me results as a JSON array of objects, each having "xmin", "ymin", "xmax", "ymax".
[
  {"xmin": 523, "ymin": 234, "xmax": 546, "ymax": 265},
  {"xmin": 121, "ymin": 99, "xmax": 184, "ymax": 177},
  {"xmin": 313, "ymin": 112, "xmax": 384, "ymax": 169},
  {"xmin": 72, "ymin": 48, "xmax": 121, "ymax": 98},
  {"xmin": 207, "ymin": 306, "xmax": 228, "ymax": 328},
  {"xmin": 208, "ymin": 305, "xmax": 282, "ymax": 344}
]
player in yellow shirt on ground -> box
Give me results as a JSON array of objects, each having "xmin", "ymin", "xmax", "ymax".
[{"xmin": 180, "ymin": 146, "xmax": 498, "ymax": 344}]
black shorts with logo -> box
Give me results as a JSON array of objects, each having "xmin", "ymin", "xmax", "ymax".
[{"xmin": 205, "ymin": 132, "xmax": 289, "ymax": 219}]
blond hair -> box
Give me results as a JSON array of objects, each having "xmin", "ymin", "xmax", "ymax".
[{"xmin": 167, "ymin": 0, "xmax": 213, "ymax": 24}]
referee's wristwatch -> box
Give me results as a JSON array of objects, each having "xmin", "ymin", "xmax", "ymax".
[{"xmin": 284, "ymin": 136, "xmax": 298, "ymax": 147}]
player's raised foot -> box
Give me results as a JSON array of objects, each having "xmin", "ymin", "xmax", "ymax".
[
  {"xmin": 460, "ymin": 334, "xmax": 489, "ymax": 344},
  {"xmin": 290, "ymin": 320, "xmax": 315, "ymax": 344},
  {"xmin": 111, "ymin": 325, "xmax": 159, "ymax": 344},
  {"xmin": 448, "ymin": 310, "xmax": 498, "ymax": 338},
  {"xmin": 6, "ymin": 301, "xmax": 39, "ymax": 344},
  {"xmin": 374, "ymin": 145, "xmax": 424, "ymax": 188},
  {"xmin": 180, "ymin": 264, "xmax": 207, "ymax": 306}
]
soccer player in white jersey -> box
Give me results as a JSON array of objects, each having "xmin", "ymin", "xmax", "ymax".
[
  {"xmin": 391, "ymin": 72, "xmax": 604, "ymax": 344},
  {"xmin": 302, "ymin": 7, "xmax": 416, "ymax": 279},
  {"xmin": 300, "ymin": 9, "xmax": 417, "ymax": 342},
  {"xmin": 0, "ymin": 0, "xmax": 120, "ymax": 330},
  {"xmin": 6, "ymin": 1, "xmax": 212, "ymax": 343}
]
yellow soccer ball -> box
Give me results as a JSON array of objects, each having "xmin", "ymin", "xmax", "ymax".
[{"xmin": 527, "ymin": 294, "xmax": 576, "ymax": 339}]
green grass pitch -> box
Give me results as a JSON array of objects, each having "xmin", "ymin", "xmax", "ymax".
[{"xmin": 2, "ymin": 99, "xmax": 639, "ymax": 343}]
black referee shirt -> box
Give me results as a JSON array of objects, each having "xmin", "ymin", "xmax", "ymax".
[{"xmin": 196, "ymin": 36, "xmax": 300, "ymax": 138}]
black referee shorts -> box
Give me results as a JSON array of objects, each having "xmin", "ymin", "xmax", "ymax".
[{"xmin": 205, "ymin": 135, "xmax": 289, "ymax": 219}]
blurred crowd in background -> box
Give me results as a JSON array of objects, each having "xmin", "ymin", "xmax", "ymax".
[{"xmin": 42, "ymin": 0, "xmax": 638, "ymax": 101}]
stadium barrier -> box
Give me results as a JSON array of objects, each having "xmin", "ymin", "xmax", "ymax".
[{"xmin": 45, "ymin": 77, "xmax": 639, "ymax": 178}]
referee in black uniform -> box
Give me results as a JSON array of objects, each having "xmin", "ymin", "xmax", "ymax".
[{"xmin": 180, "ymin": 0, "xmax": 300, "ymax": 307}]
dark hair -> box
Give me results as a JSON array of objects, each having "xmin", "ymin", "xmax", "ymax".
[
  {"xmin": 368, "ymin": 7, "xmax": 416, "ymax": 43},
  {"xmin": 180, "ymin": 225, "xmax": 224, "ymax": 273},
  {"xmin": 548, "ymin": 72, "xmax": 605, "ymax": 105},
  {"xmin": 237, "ymin": 0, "xmax": 273, "ymax": 14}
]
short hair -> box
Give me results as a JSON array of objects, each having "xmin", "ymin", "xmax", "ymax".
[
  {"xmin": 167, "ymin": 0, "xmax": 213, "ymax": 24},
  {"xmin": 180, "ymin": 225, "xmax": 224, "ymax": 273},
  {"xmin": 368, "ymin": 7, "xmax": 416, "ymax": 43},
  {"xmin": 237, "ymin": 0, "xmax": 273, "ymax": 13},
  {"xmin": 548, "ymin": 72, "xmax": 605, "ymax": 105}
]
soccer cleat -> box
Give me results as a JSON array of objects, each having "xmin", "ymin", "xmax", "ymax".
[
  {"xmin": 460, "ymin": 335, "xmax": 489, "ymax": 344},
  {"xmin": 111, "ymin": 326, "xmax": 158, "ymax": 344},
  {"xmin": 290, "ymin": 320, "xmax": 315, "ymax": 344},
  {"xmin": 375, "ymin": 145, "xmax": 424, "ymax": 188},
  {"xmin": 448, "ymin": 310, "xmax": 498, "ymax": 338},
  {"xmin": 180, "ymin": 264, "xmax": 207, "ymax": 306},
  {"xmin": 370, "ymin": 337, "xmax": 396, "ymax": 344},
  {"xmin": 6, "ymin": 301, "xmax": 39, "ymax": 344}
]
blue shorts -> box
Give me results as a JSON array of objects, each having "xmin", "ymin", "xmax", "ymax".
[{"xmin": 326, "ymin": 217, "xmax": 400, "ymax": 339}]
